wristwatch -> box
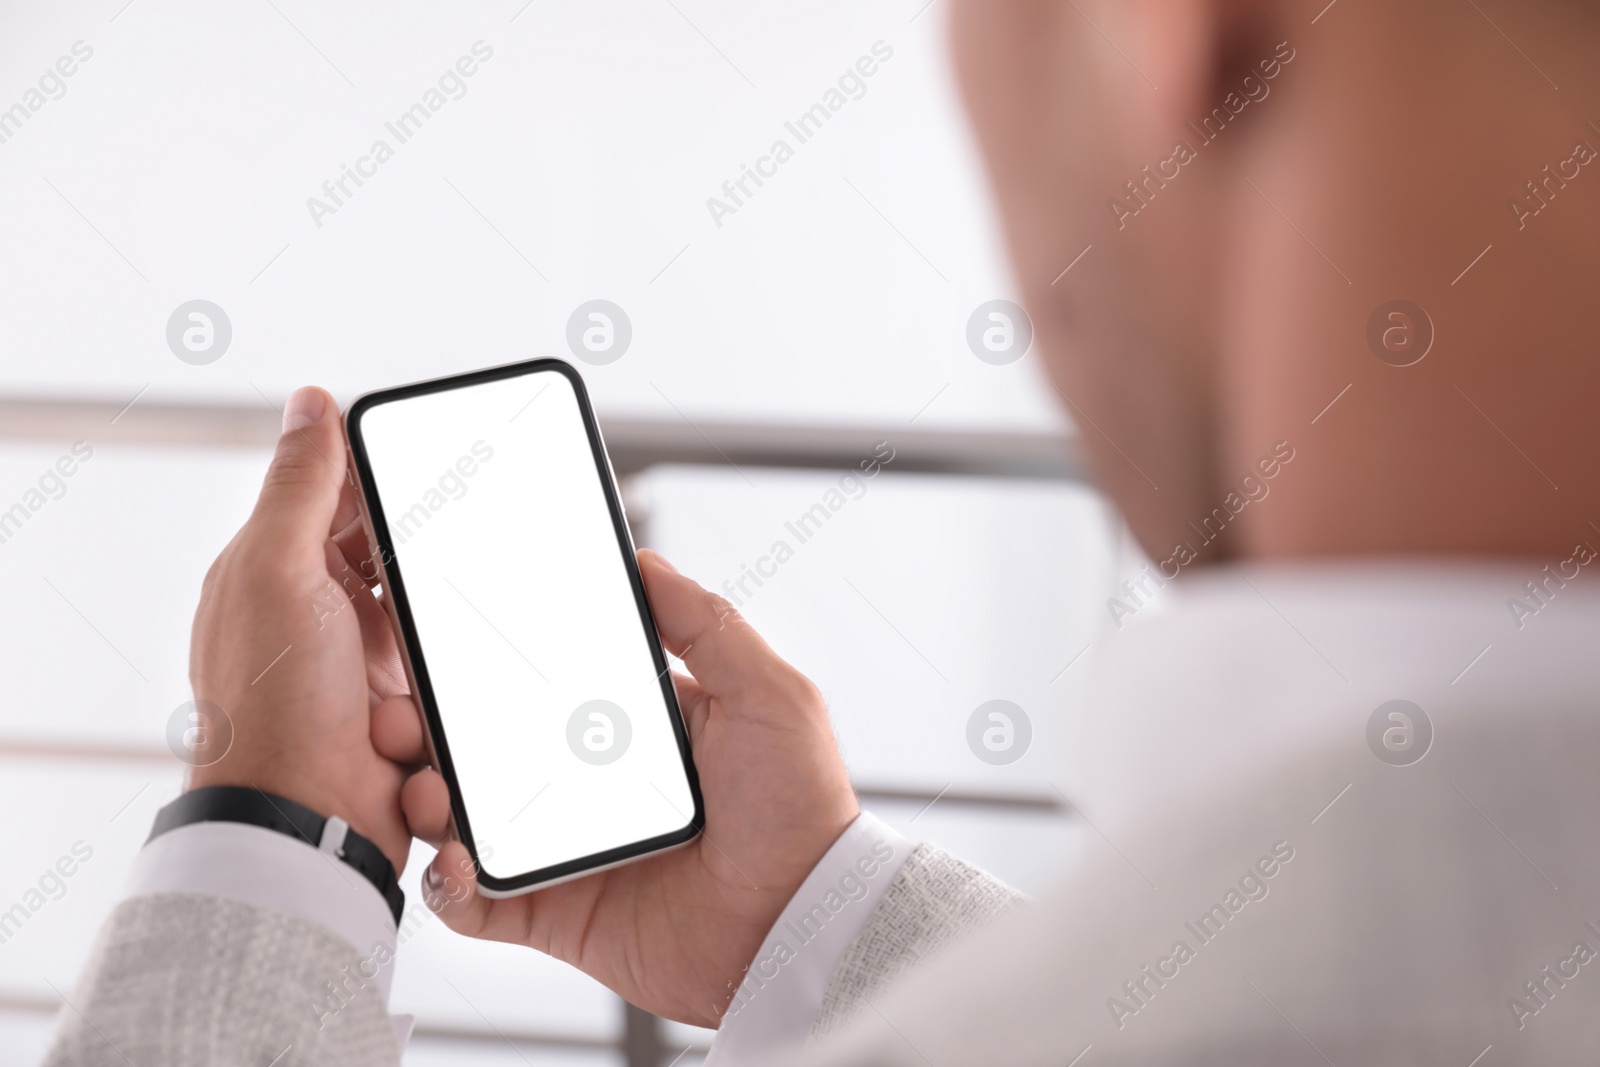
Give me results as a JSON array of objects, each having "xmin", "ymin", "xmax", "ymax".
[{"xmin": 148, "ymin": 785, "xmax": 405, "ymax": 924}]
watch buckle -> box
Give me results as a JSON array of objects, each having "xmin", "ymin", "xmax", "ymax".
[{"xmin": 318, "ymin": 815, "xmax": 350, "ymax": 859}]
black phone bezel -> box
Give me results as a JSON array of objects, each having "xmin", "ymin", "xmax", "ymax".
[{"xmin": 344, "ymin": 357, "xmax": 704, "ymax": 894}]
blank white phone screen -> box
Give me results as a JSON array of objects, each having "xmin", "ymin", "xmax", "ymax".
[{"xmin": 356, "ymin": 368, "xmax": 695, "ymax": 883}]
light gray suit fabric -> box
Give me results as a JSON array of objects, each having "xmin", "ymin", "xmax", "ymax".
[
  {"xmin": 44, "ymin": 891, "xmax": 399, "ymax": 1067},
  {"xmin": 812, "ymin": 842, "xmax": 1025, "ymax": 1041},
  {"xmin": 40, "ymin": 845, "xmax": 1010, "ymax": 1066},
  {"xmin": 792, "ymin": 702, "xmax": 1600, "ymax": 1065}
]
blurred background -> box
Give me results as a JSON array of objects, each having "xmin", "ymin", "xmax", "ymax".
[{"xmin": 0, "ymin": 1, "xmax": 1132, "ymax": 1063}]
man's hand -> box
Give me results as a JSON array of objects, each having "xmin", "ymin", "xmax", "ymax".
[
  {"xmin": 187, "ymin": 386, "xmax": 419, "ymax": 872},
  {"xmin": 389, "ymin": 550, "xmax": 861, "ymax": 1027}
]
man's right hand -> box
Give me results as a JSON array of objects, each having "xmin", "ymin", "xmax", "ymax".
[{"xmin": 378, "ymin": 549, "xmax": 860, "ymax": 1027}]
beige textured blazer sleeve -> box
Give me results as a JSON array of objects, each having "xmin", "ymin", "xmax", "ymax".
[
  {"xmin": 810, "ymin": 843, "xmax": 1026, "ymax": 1041},
  {"xmin": 791, "ymin": 702, "xmax": 1600, "ymax": 1066},
  {"xmin": 45, "ymin": 891, "xmax": 399, "ymax": 1067}
]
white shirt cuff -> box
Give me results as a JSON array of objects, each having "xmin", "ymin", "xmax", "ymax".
[
  {"xmin": 126, "ymin": 821, "xmax": 402, "ymax": 1002},
  {"xmin": 706, "ymin": 811, "xmax": 913, "ymax": 1065}
]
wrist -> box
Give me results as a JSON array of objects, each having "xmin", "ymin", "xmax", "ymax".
[
  {"xmin": 153, "ymin": 785, "xmax": 407, "ymax": 926},
  {"xmin": 707, "ymin": 812, "xmax": 913, "ymax": 1050},
  {"xmin": 707, "ymin": 805, "xmax": 863, "ymax": 1015}
]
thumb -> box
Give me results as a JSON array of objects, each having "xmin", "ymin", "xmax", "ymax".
[
  {"xmin": 423, "ymin": 840, "xmax": 494, "ymax": 935},
  {"xmin": 638, "ymin": 549, "xmax": 802, "ymax": 705},
  {"xmin": 249, "ymin": 386, "xmax": 347, "ymax": 552}
]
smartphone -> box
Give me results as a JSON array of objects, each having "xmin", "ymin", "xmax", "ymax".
[{"xmin": 345, "ymin": 358, "xmax": 702, "ymax": 897}]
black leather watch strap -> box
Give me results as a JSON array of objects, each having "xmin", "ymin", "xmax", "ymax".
[{"xmin": 149, "ymin": 785, "xmax": 405, "ymax": 925}]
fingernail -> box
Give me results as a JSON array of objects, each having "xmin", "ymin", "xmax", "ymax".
[
  {"xmin": 424, "ymin": 864, "xmax": 445, "ymax": 894},
  {"xmin": 283, "ymin": 387, "xmax": 326, "ymax": 433},
  {"xmin": 646, "ymin": 549, "xmax": 678, "ymax": 574}
]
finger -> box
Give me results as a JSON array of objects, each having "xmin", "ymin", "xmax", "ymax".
[
  {"xmin": 248, "ymin": 387, "xmax": 348, "ymax": 556},
  {"xmin": 322, "ymin": 468, "xmax": 408, "ymax": 699},
  {"xmin": 670, "ymin": 669, "xmax": 710, "ymax": 741},
  {"xmin": 401, "ymin": 767, "xmax": 453, "ymax": 846},
  {"xmin": 371, "ymin": 694, "xmax": 427, "ymax": 764},
  {"xmin": 318, "ymin": 539, "xmax": 407, "ymax": 700},
  {"xmin": 350, "ymin": 565, "xmax": 408, "ymax": 699},
  {"xmin": 319, "ymin": 531, "xmax": 373, "ymax": 617},
  {"xmin": 422, "ymin": 818, "xmax": 568, "ymax": 954},
  {"xmin": 330, "ymin": 477, "xmax": 380, "ymax": 587},
  {"xmin": 637, "ymin": 549, "xmax": 798, "ymax": 705},
  {"xmin": 422, "ymin": 840, "xmax": 510, "ymax": 941},
  {"xmin": 330, "ymin": 471, "xmax": 362, "ymax": 541}
]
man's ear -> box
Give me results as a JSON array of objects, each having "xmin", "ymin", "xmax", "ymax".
[{"xmin": 1129, "ymin": 0, "xmax": 1285, "ymax": 137}]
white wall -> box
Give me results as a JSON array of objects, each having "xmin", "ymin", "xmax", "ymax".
[{"xmin": 0, "ymin": 0, "xmax": 1064, "ymax": 433}]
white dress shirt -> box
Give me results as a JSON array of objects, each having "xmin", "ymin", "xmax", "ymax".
[{"xmin": 1066, "ymin": 560, "xmax": 1600, "ymax": 836}]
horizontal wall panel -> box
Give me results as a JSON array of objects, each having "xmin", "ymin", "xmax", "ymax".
[
  {"xmin": 636, "ymin": 465, "xmax": 1123, "ymax": 798},
  {"xmin": 0, "ymin": 442, "xmax": 266, "ymax": 746},
  {"xmin": 0, "ymin": 760, "xmax": 185, "ymax": 1002}
]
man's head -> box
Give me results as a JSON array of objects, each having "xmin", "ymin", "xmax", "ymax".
[{"xmin": 952, "ymin": 0, "xmax": 1600, "ymax": 565}]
